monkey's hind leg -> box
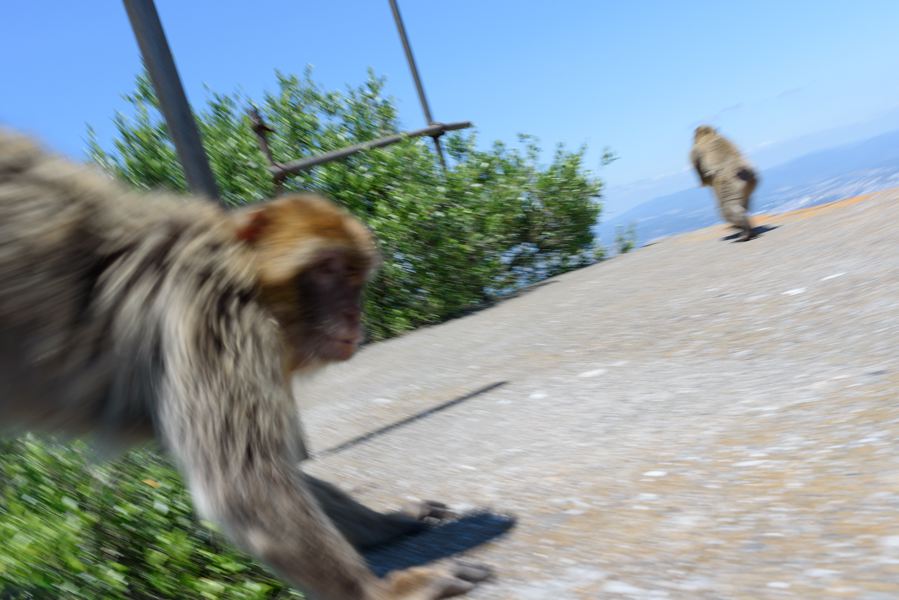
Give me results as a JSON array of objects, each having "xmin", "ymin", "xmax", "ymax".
[
  {"xmin": 305, "ymin": 474, "xmax": 456, "ymax": 550},
  {"xmin": 719, "ymin": 196, "xmax": 756, "ymax": 242}
]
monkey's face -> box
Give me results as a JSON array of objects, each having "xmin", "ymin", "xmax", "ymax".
[
  {"xmin": 236, "ymin": 193, "xmax": 380, "ymax": 371},
  {"xmin": 290, "ymin": 250, "xmax": 368, "ymax": 364}
]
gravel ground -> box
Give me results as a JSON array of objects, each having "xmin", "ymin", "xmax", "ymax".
[{"xmin": 297, "ymin": 189, "xmax": 899, "ymax": 599}]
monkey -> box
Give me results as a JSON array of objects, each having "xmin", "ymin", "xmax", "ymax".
[
  {"xmin": 0, "ymin": 128, "xmax": 494, "ymax": 599},
  {"xmin": 690, "ymin": 125, "xmax": 759, "ymax": 242}
]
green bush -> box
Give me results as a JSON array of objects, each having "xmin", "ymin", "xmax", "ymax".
[
  {"xmin": 1, "ymin": 69, "xmax": 608, "ymax": 597},
  {"xmin": 88, "ymin": 68, "xmax": 606, "ymax": 339},
  {"xmin": 615, "ymin": 223, "xmax": 638, "ymax": 255},
  {"xmin": 0, "ymin": 437, "xmax": 299, "ymax": 599}
]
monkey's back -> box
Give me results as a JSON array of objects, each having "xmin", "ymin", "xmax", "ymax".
[
  {"xmin": 0, "ymin": 129, "xmax": 259, "ymax": 442},
  {"xmin": 692, "ymin": 132, "xmax": 756, "ymax": 184}
]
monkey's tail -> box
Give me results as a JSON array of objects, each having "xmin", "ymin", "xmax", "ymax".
[{"xmin": 736, "ymin": 167, "xmax": 757, "ymax": 185}]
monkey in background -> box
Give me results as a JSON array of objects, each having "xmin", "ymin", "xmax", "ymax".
[
  {"xmin": 0, "ymin": 128, "xmax": 493, "ymax": 599},
  {"xmin": 690, "ymin": 125, "xmax": 759, "ymax": 242}
]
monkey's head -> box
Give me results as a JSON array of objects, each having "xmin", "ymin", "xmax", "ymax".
[
  {"xmin": 234, "ymin": 194, "xmax": 381, "ymax": 371},
  {"xmin": 694, "ymin": 125, "xmax": 717, "ymax": 141}
]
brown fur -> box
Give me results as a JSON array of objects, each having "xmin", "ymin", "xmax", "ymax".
[
  {"xmin": 690, "ymin": 125, "xmax": 759, "ymax": 241},
  {"xmin": 0, "ymin": 128, "xmax": 492, "ymax": 599}
]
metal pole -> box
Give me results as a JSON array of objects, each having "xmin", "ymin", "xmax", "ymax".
[
  {"xmin": 269, "ymin": 121, "xmax": 471, "ymax": 178},
  {"xmin": 387, "ymin": 0, "xmax": 447, "ymax": 170},
  {"xmin": 123, "ymin": 0, "xmax": 221, "ymax": 202}
]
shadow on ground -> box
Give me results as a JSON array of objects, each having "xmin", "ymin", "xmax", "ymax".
[
  {"xmin": 364, "ymin": 511, "xmax": 517, "ymax": 577},
  {"xmin": 721, "ymin": 224, "xmax": 779, "ymax": 242},
  {"xmin": 317, "ymin": 382, "xmax": 509, "ymax": 458}
]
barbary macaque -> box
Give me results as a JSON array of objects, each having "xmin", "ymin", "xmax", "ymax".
[
  {"xmin": 0, "ymin": 128, "xmax": 492, "ymax": 599},
  {"xmin": 690, "ymin": 125, "xmax": 759, "ymax": 241}
]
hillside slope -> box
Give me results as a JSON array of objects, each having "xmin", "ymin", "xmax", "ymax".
[{"xmin": 300, "ymin": 190, "xmax": 899, "ymax": 599}]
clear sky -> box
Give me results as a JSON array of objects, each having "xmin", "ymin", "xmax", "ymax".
[{"xmin": 4, "ymin": 1, "xmax": 899, "ymax": 215}]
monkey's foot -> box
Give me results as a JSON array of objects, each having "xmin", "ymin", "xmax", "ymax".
[{"xmin": 386, "ymin": 562, "xmax": 494, "ymax": 598}]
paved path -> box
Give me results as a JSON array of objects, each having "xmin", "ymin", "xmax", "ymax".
[{"xmin": 298, "ymin": 189, "xmax": 899, "ymax": 599}]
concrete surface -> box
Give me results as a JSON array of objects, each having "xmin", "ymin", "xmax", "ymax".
[{"xmin": 297, "ymin": 189, "xmax": 899, "ymax": 599}]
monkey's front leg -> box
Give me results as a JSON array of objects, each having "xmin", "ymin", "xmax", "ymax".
[{"xmin": 305, "ymin": 473, "xmax": 457, "ymax": 549}]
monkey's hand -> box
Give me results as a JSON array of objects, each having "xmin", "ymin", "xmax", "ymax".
[{"xmin": 400, "ymin": 499, "xmax": 460, "ymax": 523}]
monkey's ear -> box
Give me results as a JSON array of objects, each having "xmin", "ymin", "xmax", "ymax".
[{"xmin": 233, "ymin": 206, "xmax": 271, "ymax": 244}]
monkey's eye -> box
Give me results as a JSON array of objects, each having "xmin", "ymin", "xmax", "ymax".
[{"xmin": 312, "ymin": 257, "xmax": 343, "ymax": 283}]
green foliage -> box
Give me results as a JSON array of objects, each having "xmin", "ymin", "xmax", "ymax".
[
  {"xmin": 89, "ymin": 68, "xmax": 605, "ymax": 339},
  {"xmin": 615, "ymin": 223, "xmax": 638, "ymax": 255},
  {"xmin": 0, "ymin": 437, "xmax": 300, "ymax": 599}
]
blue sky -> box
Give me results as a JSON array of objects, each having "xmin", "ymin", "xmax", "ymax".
[{"xmin": 4, "ymin": 1, "xmax": 899, "ymax": 216}]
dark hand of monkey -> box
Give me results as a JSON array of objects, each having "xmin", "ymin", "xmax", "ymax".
[{"xmin": 306, "ymin": 474, "xmax": 458, "ymax": 549}]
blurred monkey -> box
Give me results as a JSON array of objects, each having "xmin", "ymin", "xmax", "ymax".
[
  {"xmin": 690, "ymin": 125, "xmax": 759, "ymax": 241},
  {"xmin": 0, "ymin": 128, "xmax": 493, "ymax": 599}
]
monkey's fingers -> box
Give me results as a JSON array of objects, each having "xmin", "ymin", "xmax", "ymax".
[
  {"xmin": 431, "ymin": 562, "xmax": 495, "ymax": 598},
  {"xmin": 387, "ymin": 562, "xmax": 494, "ymax": 599},
  {"xmin": 450, "ymin": 561, "xmax": 494, "ymax": 583},
  {"xmin": 405, "ymin": 499, "xmax": 460, "ymax": 522}
]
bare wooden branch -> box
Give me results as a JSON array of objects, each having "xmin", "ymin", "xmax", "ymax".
[
  {"xmin": 248, "ymin": 106, "xmax": 278, "ymax": 168},
  {"xmin": 269, "ymin": 121, "xmax": 472, "ymax": 180}
]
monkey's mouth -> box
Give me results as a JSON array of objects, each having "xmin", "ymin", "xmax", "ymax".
[{"xmin": 323, "ymin": 336, "xmax": 360, "ymax": 361}]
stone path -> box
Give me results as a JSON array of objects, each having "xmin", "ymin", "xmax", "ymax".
[{"xmin": 298, "ymin": 189, "xmax": 899, "ymax": 599}]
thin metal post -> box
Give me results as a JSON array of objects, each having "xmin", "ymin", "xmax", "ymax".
[
  {"xmin": 387, "ymin": 0, "xmax": 447, "ymax": 171},
  {"xmin": 123, "ymin": 0, "xmax": 221, "ymax": 202},
  {"xmin": 267, "ymin": 121, "xmax": 471, "ymax": 179}
]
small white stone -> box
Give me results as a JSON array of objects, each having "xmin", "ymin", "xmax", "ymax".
[
  {"xmin": 497, "ymin": 399, "xmax": 513, "ymax": 405},
  {"xmin": 880, "ymin": 536, "xmax": 899, "ymax": 550},
  {"xmin": 578, "ymin": 368, "xmax": 607, "ymax": 378},
  {"xmin": 564, "ymin": 565, "xmax": 608, "ymax": 581},
  {"xmin": 643, "ymin": 470, "xmax": 668, "ymax": 477},
  {"xmin": 676, "ymin": 576, "xmax": 712, "ymax": 591},
  {"xmin": 803, "ymin": 568, "xmax": 839, "ymax": 578},
  {"xmin": 767, "ymin": 581, "xmax": 790, "ymax": 589},
  {"xmin": 734, "ymin": 460, "xmax": 766, "ymax": 467},
  {"xmin": 820, "ymin": 272, "xmax": 846, "ymax": 281},
  {"xmin": 529, "ymin": 391, "xmax": 548, "ymax": 400},
  {"xmin": 371, "ymin": 397, "xmax": 393, "ymax": 405},
  {"xmin": 782, "ymin": 288, "xmax": 806, "ymax": 296},
  {"xmin": 603, "ymin": 581, "xmax": 644, "ymax": 594}
]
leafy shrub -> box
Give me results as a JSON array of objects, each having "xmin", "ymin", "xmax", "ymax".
[
  {"xmin": 0, "ymin": 437, "xmax": 299, "ymax": 599},
  {"xmin": 88, "ymin": 68, "xmax": 606, "ymax": 339}
]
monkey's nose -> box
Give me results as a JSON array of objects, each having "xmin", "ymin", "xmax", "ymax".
[{"xmin": 343, "ymin": 310, "xmax": 361, "ymax": 327}]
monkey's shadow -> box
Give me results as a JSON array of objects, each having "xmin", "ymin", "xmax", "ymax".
[
  {"xmin": 364, "ymin": 511, "xmax": 517, "ymax": 577},
  {"xmin": 721, "ymin": 224, "xmax": 778, "ymax": 242}
]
